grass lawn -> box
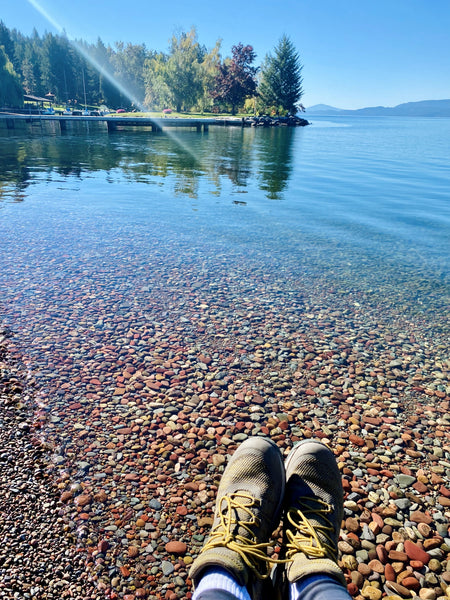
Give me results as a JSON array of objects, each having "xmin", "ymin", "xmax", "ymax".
[{"xmin": 109, "ymin": 111, "xmax": 245, "ymax": 119}]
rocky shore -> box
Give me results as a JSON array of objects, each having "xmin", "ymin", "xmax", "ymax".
[
  {"xmin": 0, "ymin": 328, "xmax": 101, "ymax": 599},
  {"xmin": 242, "ymin": 115, "xmax": 309, "ymax": 127},
  {"xmin": 0, "ymin": 257, "xmax": 449, "ymax": 600}
]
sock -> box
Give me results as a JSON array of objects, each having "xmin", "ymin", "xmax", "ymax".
[
  {"xmin": 192, "ymin": 567, "xmax": 251, "ymax": 600},
  {"xmin": 290, "ymin": 574, "xmax": 352, "ymax": 600}
]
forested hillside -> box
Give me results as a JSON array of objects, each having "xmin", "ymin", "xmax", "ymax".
[{"xmin": 0, "ymin": 22, "xmax": 304, "ymax": 115}]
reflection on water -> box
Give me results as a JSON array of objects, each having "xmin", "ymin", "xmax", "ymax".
[
  {"xmin": 1, "ymin": 117, "xmax": 449, "ymax": 315},
  {"xmin": 0, "ymin": 126, "xmax": 296, "ymax": 202},
  {"xmin": 256, "ymin": 127, "xmax": 295, "ymax": 199}
]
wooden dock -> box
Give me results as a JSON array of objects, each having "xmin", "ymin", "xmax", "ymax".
[{"xmin": 0, "ymin": 113, "xmax": 243, "ymax": 134}]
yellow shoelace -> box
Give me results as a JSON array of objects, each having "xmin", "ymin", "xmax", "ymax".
[
  {"xmin": 285, "ymin": 496, "xmax": 337, "ymax": 561},
  {"xmin": 201, "ymin": 492, "xmax": 290, "ymax": 580}
]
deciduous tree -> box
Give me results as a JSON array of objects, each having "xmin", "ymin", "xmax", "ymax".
[
  {"xmin": 165, "ymin": 28, "xmax": 203, "ymax": 112},
  {"xmin": 143, "ymin": 51, "xmax": 172, "ymax": 109},
  {"xmin": 212, "ymin": 43, "xmax": 258, "ymax": 115},
  {"xmin": 198, "ymin": 39, "xmax": 221, "ymax": 113}
]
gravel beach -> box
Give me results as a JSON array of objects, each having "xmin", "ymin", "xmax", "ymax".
[{"xmin": 1, "ymin": 248, "xmax": 449, "ymax": 600}]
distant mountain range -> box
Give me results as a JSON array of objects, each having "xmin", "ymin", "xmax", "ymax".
[{"xmin": 305, "ymin": 99, "xmax": 450, "ymax": 117}]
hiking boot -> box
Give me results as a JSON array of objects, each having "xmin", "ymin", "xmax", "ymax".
[
  {"xmin": 281, "ymin": 439, "xmax": 346, "ymax": 587},
  {"xmin": 189, "ymin": 437, "xmax": 285, "ymax": 595}
]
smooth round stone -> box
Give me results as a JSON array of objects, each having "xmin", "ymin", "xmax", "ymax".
[
  {"xmin": 347, "ymin": 582, "xmax": 359, "ymax": 596},
  {"xmin": 428, "ymin": 559, "xmax": 441, "ymax": 572},
  {"xmin": 417, "ymin": 523, "xmax": 432, "ymax": 537},
  {"xmin": 361, "ymin": 540, "xmax": 376, "ymax": 551},
  {"xmin": 165, "ymin": 541, "xmax": 187, "ymax": 555},
  {"xmin": 419, "ymin": 589, "xmax": 436, "ymax": 600},
  {"xmin": 346, "ymin": 517, "xmax": 360, "ymax": 533},
  {"xmin": 385, "ymin": 581, "xmax": 412, "ymax": 597},
  {"xmin": 358, "ymin": 563, "xmax": 371, "ymax": 576},
  {"xmin": 404, "ymin": 540, "xmax": 430, "ymax": 564},
  {"xmin": 385, "ymin": 517, "xmax": 403, "ymax": 527},
  {"xmin": 368, "ymin": 559, "xmax": 384, "ymax": 574},
  {"xmin": 376, "ymin": 533, "xmax": 390, "ymax": 544},
  {"xmin": 338, "ymin": 541, "xmax": 355, "ymax": 554},
  {"xmin": 212, "ymin": 454, "xmax": 226, "ymax": 467},
  {"xmin": 351, "ymin": 571, "xmax": 364, "ymax": 587},
  {"xmin": 401, "ymin": 576, "xmax": 420, "ymax": 591},
  {"xmin": 361, "ymin": 585, "xmax": 382, "ymax": 600}
]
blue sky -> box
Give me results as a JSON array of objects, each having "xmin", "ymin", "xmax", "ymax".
[{"xmin": 1, "ymin": 0, "xmax": 449, "ymax": 109}]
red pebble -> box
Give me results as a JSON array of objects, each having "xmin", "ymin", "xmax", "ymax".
[
  {"xmin": 440, "ymin": 485, "xmax": 450, "ymax": 498},
  {"xmin": 376, "ymin": 544, "xmax": 388, "ymax": 563},
  {"xmin": 165, "ymin": 541, "xmax": 187, "ymax": 555},
  {"xmin": 97, "ymin": 540, "xmax": 109, "ymax": 553},
  {"xmin": 404, "ymin": 540, "xmax": 430, "ymax": 564},
  {"xmin": 412, "ymin": 481, "xmax": 429, "ymax": 493},
  {"xmin": 401, "ymin": 576, "xmax": 421, "ymax": 590},
  {"xmin": 349, "ymin": 434, "xmax": 365, "ymax": 446},
  {"xmin": 410, "ymin": 510, "xmax": 433, "ymax": 525},
  {"xmin": 347, "ymin": 583, "xmax": 359, "ymax": 596},
  {"xmin": 410, "ymin": 560, "xmax": 424, "ymax": 569},
  {"xmin": 384, "ymin": 564, "xmax": 396, "ymax": 581}
]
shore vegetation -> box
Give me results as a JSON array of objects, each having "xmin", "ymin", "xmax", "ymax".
[{"xmin": 0, "ymin": 21, "xmax": 304, "ymax": 116}]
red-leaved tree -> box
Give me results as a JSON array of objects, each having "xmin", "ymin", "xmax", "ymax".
[{"xmin": 211, "ymin": 43, "xmax": 257, "ymax": 115}]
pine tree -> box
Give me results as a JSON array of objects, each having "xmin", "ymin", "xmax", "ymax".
[
  {"xmin": 259, "ymin": 35, "xmax": 303, "ymax": 115},
  {"xmin": 0, "ymin": 46, "xmax": 23, "ymax": 107}
]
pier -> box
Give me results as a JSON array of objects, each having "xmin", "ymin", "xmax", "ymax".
[
  {"xmin": 0, "ymin": 114, "xmax": 241, "ymax": 134},
  {"xmin": 0, "ymin": 113, "xmax": 309, "ymax": 134}
]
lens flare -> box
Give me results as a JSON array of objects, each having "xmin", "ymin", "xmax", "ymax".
[{"xmin": 26, "ymin": 0, "xmax": 204, "ymax": 163}]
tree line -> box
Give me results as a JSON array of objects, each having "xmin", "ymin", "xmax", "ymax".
[{"xmin": 0, "ymin": 21, "xmax": 303, "ymax": 115}]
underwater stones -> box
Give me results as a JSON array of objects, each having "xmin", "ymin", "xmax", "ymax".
[{"xmin": 1, "ymin": 240, "xmax": 449, "ymax": 600}]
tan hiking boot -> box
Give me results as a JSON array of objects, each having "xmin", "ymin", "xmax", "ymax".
[
  {"xmin": 189, "ymin": 437, "xmax": 285, "ymax": 595},
  {"xmin": 282, "ymin": 439, "xmax": 346, "ymax": 587}
]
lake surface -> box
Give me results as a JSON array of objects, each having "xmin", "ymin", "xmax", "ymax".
[
  {"xmin": 2, "ymin": 117, "xmax": 449, "ymax": 329},
  {"xmin": 0, "ymin": 116, "xmax": 449, "ymax": 594}
]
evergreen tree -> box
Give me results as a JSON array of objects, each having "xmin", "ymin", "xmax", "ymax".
[
  {"xmin": 40, "ymin": 33, "xmax": 78, "ymax": 103},
  {"xmin": 259, "ymin": 35, "xmax": 303, "ymax": 114},
  {"xmin": 111, "ymin": 41, "xmax": 147, "ymax": 107},
  {"xmin": 89, "ymin": 38, "xmax": 122, "ymax": 107},
  {"xmin": 0, "ymin": 46, "xmax": 23, "ymax": 107},
  {"xmin": 0, "ymin": 21, "xmax": 16, "ymax": 66}
]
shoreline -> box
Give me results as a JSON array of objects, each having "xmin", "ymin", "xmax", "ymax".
[{"xmin": 0, "ymin": 329, "xmax": 100, "ymax": 599}]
